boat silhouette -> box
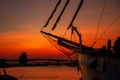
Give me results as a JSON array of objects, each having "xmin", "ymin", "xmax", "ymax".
[{"xmin": 40, "ymin": 0, "xmax": 120, "ymax": 80}]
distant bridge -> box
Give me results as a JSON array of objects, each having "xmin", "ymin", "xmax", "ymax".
[
  {"xmin": 0, "ymin": 58, "xmax": 77, "ymax": 67},
  {"xmin": 5, "ymin": 59, "xmax": 75, "ymax": 65},
  {"xmin": 5, "ymin": 59, "xmax": 71, "ymax": 62}
]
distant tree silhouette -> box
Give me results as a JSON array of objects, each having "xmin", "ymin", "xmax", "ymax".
[{"xmin": 19, "ymin": 52, "xmax": 27, "ymax": 66}]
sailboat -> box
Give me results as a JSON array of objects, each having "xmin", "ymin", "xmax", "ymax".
[{"xmin": 40, "ymin": 0, "xmax": 120, "ymax": 80}]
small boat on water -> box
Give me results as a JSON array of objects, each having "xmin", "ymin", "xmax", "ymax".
[
  {"xmin": 40, "ymin": 0, "xmax": 120, "ymax": 80},
  {"xmin": 0, "ymin": 69, "xmax": 17, "ymax": 80}
]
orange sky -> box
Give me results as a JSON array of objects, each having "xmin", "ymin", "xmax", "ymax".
[{"xmin": 0, "ymin": 0, "xmax": 120, "ymax": 59}]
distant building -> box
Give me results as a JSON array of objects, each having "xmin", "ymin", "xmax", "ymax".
[{"xmin": 19, "ymin": 52, "xmax": 27, "ymax": 66}]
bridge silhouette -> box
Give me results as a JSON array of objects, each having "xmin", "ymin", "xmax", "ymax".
[
  {"xmin": 6, "ymin": 58, "xmax": 71, "ymax": 62},
  {"xmin": 4, "ymin": 58, "xmax": 76, "ymax": 66}
]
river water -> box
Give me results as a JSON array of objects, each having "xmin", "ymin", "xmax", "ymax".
[{"xmin": 0, "ymin": 66, "xmax": 81, "ymax": 80}]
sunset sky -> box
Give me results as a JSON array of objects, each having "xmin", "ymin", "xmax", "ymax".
[{"xmin": 0, "ymin": 0, "xmax": 120, "ymax": 59}]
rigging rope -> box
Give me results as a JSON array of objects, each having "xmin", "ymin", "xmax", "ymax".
[
  {"xmin": 67, "ymin": 0, "xmax": 83, "ymax": 30},
  {"xmin": 41, "ymin": 32, "xmax": 74, "ymax": 61},
  {"xmin": 94, "ymin": 15, "xmax": 120, "ymax": 44},
  {"xmin": 63, "ymin": 0, "xmax": 83, "ymax": 37},
  {"xmin": 41, "ymin": 0, "xmax": 61, "ymax": 30},
  {"xmin": 52, "ymin": 0, "xmax": 70, "ymax": 31},
  {"xmin": 92, "ymin": 0, "xmax": 107, "ymax": 47}
]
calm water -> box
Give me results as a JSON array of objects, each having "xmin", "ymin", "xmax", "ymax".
[{"xmin": 0, "ymin": 66, "xmax": 81, "ymax": 80}]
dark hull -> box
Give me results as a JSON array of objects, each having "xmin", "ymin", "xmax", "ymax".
[{"xmin": 77, "ymin": 53, "xmax": 120, "ymax": 80}]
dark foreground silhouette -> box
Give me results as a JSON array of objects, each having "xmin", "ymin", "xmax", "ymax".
[{"xmin": 0, "ymin": 69, "xmax": 17, "ymax": 80}]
